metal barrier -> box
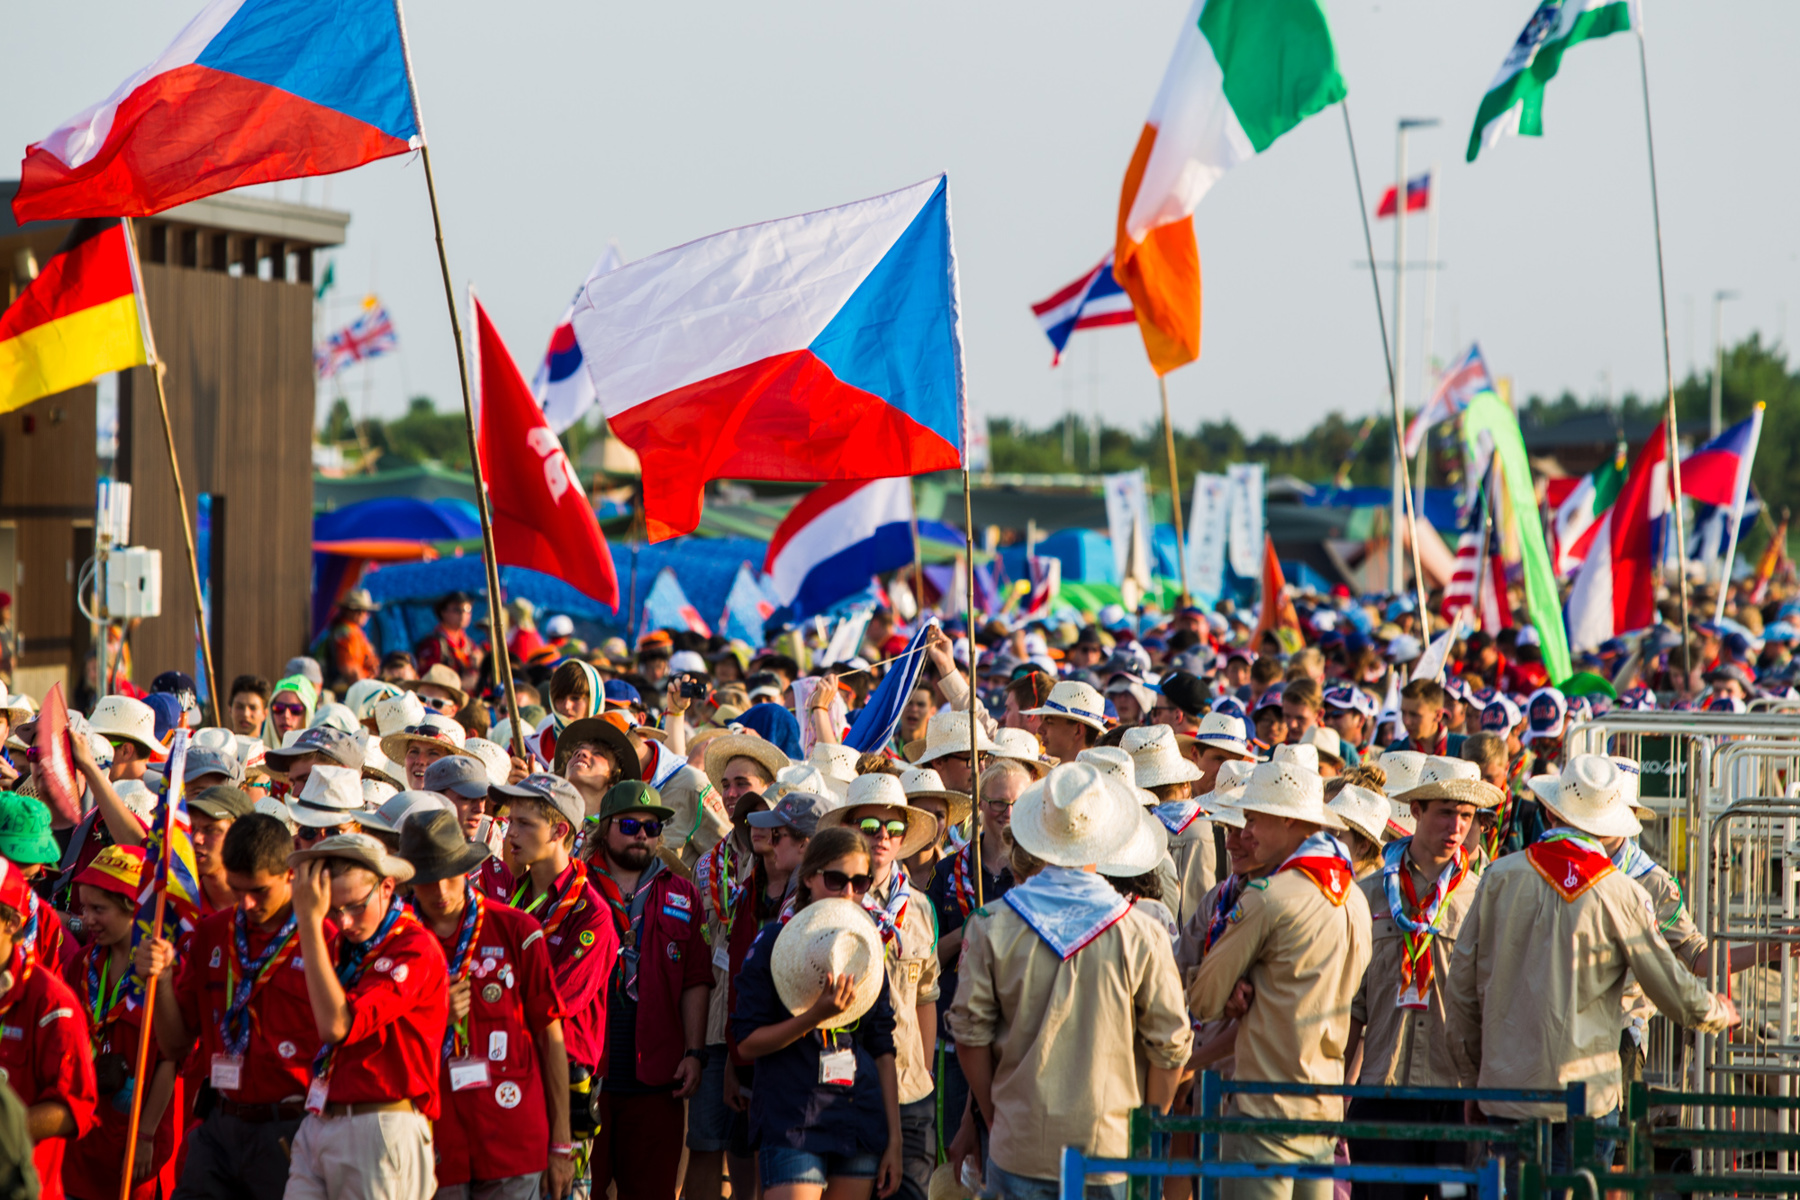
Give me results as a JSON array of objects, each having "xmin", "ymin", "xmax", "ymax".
[
  {"xmin": 1057, "ymin": 1145, "xmax": 1504, "ymax": 1200},
  {"xmin": 1617, "ymin": 1080, "xmax": 1800, "ymax": 1192}
]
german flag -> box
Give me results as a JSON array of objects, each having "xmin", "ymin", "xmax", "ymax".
[{"xmin": 0, "ymin": 219, "xmax": 148, "ymax": 413}]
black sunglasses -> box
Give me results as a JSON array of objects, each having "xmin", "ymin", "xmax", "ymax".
[
  {"xmin": 818, "ymin": 869, "xmax": 874, "ymax": 895},
  {"xmin": 616, "ymin": 816, "xmax": 662, "ymax": 838}
]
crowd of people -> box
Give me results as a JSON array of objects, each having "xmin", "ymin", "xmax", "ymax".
[{"xmin": 0, "ymin": 573, "xmax": 1790, "ymax": 1200}]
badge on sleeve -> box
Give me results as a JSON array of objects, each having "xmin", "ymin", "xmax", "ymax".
[{"xmin": 578, "ymin": 931, "xmax": 596, "ymax": 947}]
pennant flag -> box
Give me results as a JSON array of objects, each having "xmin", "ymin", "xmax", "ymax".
[
  {"xmin": 314, "ymin": 299, "xmax": 397, "ymax": 380},
  {"xmin": 1249, "ymin": 534, "xmax": 1301, "ymax": 654},
  {"xmin": 1375, "ymin": 171, "xmax": 1432, "ymax": 218},
  {"xmin": 1114, "ymin": 0, "xmax": 1345, "ymax": 376},
  {"xmin": 721, "ymin": 562, "xmax": 776, "ymax": 646},
  {"xmin": 1404, "ymin": 343, "xmax": 1493, "ymax": 458},
  {"xmin": 472, "ymin": 292, "xmax": 619, "ymax": 608},
  {"xmin": 1565, "ymin": 421, "xmax": 1669, "ymax": 652},
  {"xmin": 1, "ymin": 220, "xmax": 149, "ymax": 416},
  {"xmin": 1552, "ymin": 449, "xmax": 1627, "ymax": 578},
  {"xmin": 533, "ymin": 243, "xmax": 622, "ymax": 434},
  {"xmin": 570, "ymin": 177, "xmax": 965, "ymax": 542},
  {"xmin": 33, "ymin": 684, "xmax": 82, "ymax": 827},
  {"xmin": 1030, "ymin": 252, "xmax": 1136, "ymax": 365},
  {"xmin": 12, "ymin": 0, "xmax": 422, "ymax": 223},
  {"xmin": 1466, "ymin": 0, "xmax": 1633, "ymax": 163},
  {"xmin": 1751, "ymin": 512, "xmax": 1790, "ymax": 605},
  {"xmin": 640, "ymin": 568, "xmax": 711, "ymax": 640},
  {"xmin": 844, "ymin": 620, "xmax": 937, "ymax": 754},
  {"xmin": 764, "ymin": 477, "xmax": 917, "ymax": 620},
  {"xmin": 1680, "ymin": 406, "xmax": 1763, "ymax": 509},
  {"xmin": 128, "ymin": 730, "xmax": 202, "ymax": 1004},
  {"xmin": 314, "ymin": 258, "xmax": 336, "ymax": 301}
]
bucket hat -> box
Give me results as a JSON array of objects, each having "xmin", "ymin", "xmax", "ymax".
[
  {"xmin": 286, "ymin": 763, "xmax": 367, "ymax": 829},
  {"xmin": 358, "ymin": 789, "xmax": 455, "ymax": 836},
  {"xmin": 399, "ymin": 809, "xmax": 491, "ymax": 883},
  {"xmin": 288, "ymin": 831, "xmax": 415, "ymax": 882},
  {"xmin": 0, "ymin": 793, "xmax": 59, "ymax": 865}
]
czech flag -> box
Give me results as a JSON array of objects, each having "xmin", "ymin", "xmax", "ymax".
[
  {"xmin": 1376, "ymin": 172, "xmax": 1432, "ymax": 218},
  {"xmin": 569, "ymin": 176, "xmax": 965, "ymax": 542},
  {"xmin": 1679, "ymin": 407, "xmax": 1763, "ymax": 510},
  {"xmin": 12, "ymin": 0, "xmax": 420, "ymax": 223},
  {"xmin": 0, "ymin": 219, "xmax": 149, "ymax": 414},
  {"xmin": 765, "ymin": 478, "xmax": 917, "ymax": 621}
]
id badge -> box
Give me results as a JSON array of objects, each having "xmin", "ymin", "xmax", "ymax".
[
  {"xmin": 712, "ymin": 941, "xmax": 730, "ymax": 971},
  {"xmin": 209, "ymin": 1054, "xmax": 243, "ymax": 1091},
  {"xmin": 1395, "ymin": 981, "xmax": 1431, "ymax": 1012},
  {"xmin": 818, "ymin": 1047, "xmax": 855, "ymax": 1087},
  {"xmin": 306, "ymin": 1076, "xmax": 330, "ymax": 1115},
  {"xmin": 449, "ymin": 1058, "xmax": 491, "ymax": 1091}
]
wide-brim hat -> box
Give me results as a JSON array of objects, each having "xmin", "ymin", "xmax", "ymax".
[
  {"xmin": 289, "ymin": 831, "xmax": 416, "ymax": 882},
  {"xmin": 771, "ymin": 897, "xmax": 886, "ymax": 1030},
  {"xmin": 1123, "ymin": 724, "xmax": 1203, "ymax": 789},
  {"xmin": 1202, "ymin": 759, "xmax": 1254, "ymax": 829},
  {"xmin": 398, "ymin": 809, "xmax": 491, "ymax": 884},
  {"xmin": 1235, "ymin": 759, "xmax": 1346, "ymax": 831},
  {"xmin": 898, "ymin": 766, "xmax": 971, "ymax": 828},
  {"xmin": 358, "ymin": 734, "xmax": 407, "ymax": 790},
  {"xmin": 1098, "ymin": 806, "xmax": 1171, "ymax": 877},
  {"xmin": 1020, "ymin": 681, "xmax": 1108, "ymax": 732},
  {"xmin": 1377, "ymin": 751, "xmax": 1428, "ymax": 796},
  {"xmin": 912, "ymin": 711, "xmax": 999, "ymax": 766},
  {"xmin": 0, "ymin": 694, "xmax": 33, "ymax": 729},
  {"xmin": 1299, "ymin": 726, "xmax": 1345, "ymax": 767},
  {"xmin": 819, "ymin": 774, "xmax": 941, "ymax": 858},
  {"xmin": 703, "ymin": 733, "xmax": 789, "ymax": 792},
  {"xmin": 401, "ymin": 663, "xmax": 471, "ymax": 712},
  {"xmin": 286, "ymin": 763, "xmax": 366, "ymax": 828},
  {"xmin": 1394, "ymin": 756, "xmax": 1504, "ymax": 811},
  {"xmin": 339, "ymin": 588, "xmax": 381, "ymax": 613},
  {"xmin": 806, "ymin": 743, "xmax": 860, "ymax": 802},
  {"xmin": 89, "ymin": 695, "xmax": 160, "ymax": 753},
  {"xmin": 1528, "ymin": 754, "xmax": 1643, "ymax": 839},
  {"xmin": 1327, "ymin": 785, "xmax": 1392, "ymax": 847},
  {"xmin": 1077, "ymin": 746, "xmax": 1157, "ymax": 807},
  {"xmin": 988, "ymin": 727, "xmax": 1051, "ymax": 778},
  {"xmin": 1609, "ymin": 755, "xmax": 1658, "ymax": 821},
  {"xmin": 379, "ymin": 714, "xmax": 468, "ymax": 765},
  {"xmin": 552, "ymin": 716, "xmax": 642, "ymax": 781},
  {"xmin": 1192, "ymin": 712, "xmax": 1254, "ymax": 760},
  {"xmin": 1008, "ymin": 761, "xmax": 1140, "ymax": 868}
]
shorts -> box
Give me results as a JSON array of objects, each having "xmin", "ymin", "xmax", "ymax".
[
  {"xmin": 686, "ymin": 1044, "xmax": 732, "ymax": 1152},
  {"xmin": 758, "ymin": 1147, "xmax": 879, "ymax": 1188}
]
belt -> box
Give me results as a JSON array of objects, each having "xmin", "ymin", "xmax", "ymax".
[
  {"xmin": 218, "ymin": 1099, "xmax": 307, "ymax": 1124},
  {"xmin": 321, "ymin": 1099, "xmax": 414, "ymax": 1118}
]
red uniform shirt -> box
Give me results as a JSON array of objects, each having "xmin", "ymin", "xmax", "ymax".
[
  {"xmin": 174, "ymin": 906, "xmax": 337, "ymax": 1107},
  {"xmin": 427, "ymin": 895, "xmax": 566, "ymax": 1185},
  {"xmin": 317, "ymin": 905, "xmax": 448, "ymax": 1119},
  {"xmin": 472, "ymin": 856, "xmax": 515, "ymax": 906},
  {"xmin": 62, "ymin": 948, "xmax": 179, "ymax": 1200},
  {"xmin": 0, "ymin": 948, "xmax": 98, "ymax": 1200},
  {"xmin": 416, "ymin": 629, "xmax": 483, "ymax": 683},
  {"xmin": 590, "ymin": 866, "xmax": 712, "ymax": 1088},
  {"xmin": 514, "ymin": 861, "xmax": 616, "ymax": 1071}
]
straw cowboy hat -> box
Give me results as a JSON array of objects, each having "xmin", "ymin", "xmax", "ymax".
[
  {"xmin": 899, "ymin": 766, "xmax": 971, "ymax": 828},
  {"xmin": 401, "ymin": 663, "xmax": 470, "ymax": 711},
  {"xmin": 89, "ymin": 696, "xmax": 160, "ymax": 755},
  {"xmin": 988, "ymin": 727, "xmax": 1052, "ymax": 778},
  {"xmin": 806, "ymin": 743, "xmax": 860, "ymax": 802},
  {"xmin": 373, "ymin": 693, "xmax": 427, "ymax": 738},
  {"xmin": 1008, "ymin": 761, "xmax": 1141, "ymax": 868},
  {"xmin": 1098, "ymin": 806, "xmax": 1172, "ymax": 877},
  {"xmin": 357, "ymin": 732, "xmax": 407, "ymax": 790},
  {"xmin": 703, "ymin": 733, "xmax": 790, "ymax": 793},
  {"xmin": 1270, "ymin": 743, "xmax": 1320, "ymax": 774},
  {"xmin": 379, "ymin": 713, "xmax": 467, "ymax": 764},
  {"xmin": 286, "ymin": 763, "xmax": 366, "ymax": 829},
  {"xmin": 1234, "ymin": 758, "xmax": 1346, "ymax": 831},
  {"xmin": 1020, "ymin": 681, "xmax": 1108, "ymax": 732},
  {"xmin": 907, "ymin": 711, "xmax": 998, "ymax": 766},
  {"xmin": 1609, "ymin": 755, "xmax": 1659, "ymax": 821},
  {"xmin": 771, "ymin": 897, "xmax": 887, "ymax": 1030},
  {"xmin": 0, "ymin": 693, "xmax": 33, "ymax": 729},
  {"xmin": 1528, "ymin": 754, "xmax": 1643, "ymax": 840},
  {"xmin": 1395, "ymin": 756, "xmax": 1504, "ymax": 811},
  {"xmin": 1077, "ymin": 746, "xmax": 1157, "ymax": 807},
  {"xmin": 819, "ymin": 774, "xmax": 941, "ymax": 859},
  {"xmin": 1299, "ymin": 726, "xmax": 1346, "ymax": 769},
  {"xmin": 1123, "ymin": 725, "xmax": 1202, "ymax": 789},
  {"xmin": 1377, "ymin": 751, "xmax": 1428, "ymax": 796},
  {"xmin": 766, "ymin": 764, "xmax": 832, "ymax": 809},
  {"xmin": 1204, "ymin": 760, "xmax": 1255, "ymax": 829},
  {"xmin": 1192, "ymin": 712, "xmax": 1254, "ymax": 760},
  {"xmin": 1327, "ymin": 785, "xmax": 1392, "ymax": 847},
  {"xmin": 288, "ymin": 831, "xmax": 415, "ymax": 882}
]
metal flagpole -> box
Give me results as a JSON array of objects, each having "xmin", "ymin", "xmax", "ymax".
[
  {"xmin": 392, "ymin": 0, "xmax": 525, "ymax": 757},
  {"xmin": 963, "ymin": 468, "xmax": 983, "ymax": 906},
  {"xmin": 1414, "ymin": 164, "xmax": 1440, "ymax": 523},
  {"xmin": 1158, "ymin": 377, "xmax": 1190, "ymax": 604},
  {"xmin": 1390, "ymin": 123, "xmax": 1409, "ymax": 599},
  {"xmin": 1714, "ymin": 403, "xmax": 1764, "ymax": 621},
  {"xmin": 1633, "ymin": 22, "xmax": 1695, "ymax": 681},
  {"xmin": 119, "ymin": 218, "xmax": 223, "ymax": 727},
  {"xmin": 1342, "ymin": 104, "xmax": 1433, "ymax": 628}
]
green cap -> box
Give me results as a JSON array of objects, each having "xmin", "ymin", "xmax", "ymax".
[
  {"xmin": 190, "ymin": 786, "xmax": 256, "ymax": 822},
  {"xmin": 596, "ymin": 780, "xmax": 674, "ymax": 823},
  {"xmin": 0, "ymin": 793, "xmax": 59, "ymax": 866}
]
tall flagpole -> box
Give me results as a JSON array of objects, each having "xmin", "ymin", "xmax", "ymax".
[
  {"xmin": 392, "ymin": 0, "xmax": 525, "ymax": 756},
  {"xmin": 119, "ymin": 219, "xmax": 223, "ymax": 727},
  {"xmin": 1158, "ymin": 377, "xmax": 1190, "ymax": 604},
  {"xmin": 963, "ymin": 468, "xmax": 983, "ymax": 907},
  {"xmin": 1633, "ymin": 21, "xmax": 1695, "ymax": 682}
]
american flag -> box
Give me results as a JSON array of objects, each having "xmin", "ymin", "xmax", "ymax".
[
  {"xmin": 1030, "ymin": 253, "xmax": 1136, "ymax": 365},
  {"xmin": 1441, "ymin": 509, "xmax": 1509, "ymax": 636},
  {"xmin": 1404, "ymin": 343, "xmax": 1493, "ymax": 457},
  {"xmin": 315, "ymin": 300, "xmax": 399, "ymax": 379}
]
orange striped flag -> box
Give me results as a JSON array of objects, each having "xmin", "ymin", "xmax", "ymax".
[{"xmin": 0, "ymin": 219, "xmax": 148, "ymax": 413}]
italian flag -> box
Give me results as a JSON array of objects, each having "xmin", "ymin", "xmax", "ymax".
[
  {"xmin": 1467, "ymin": 0, "xmax": 1635, "ymax": 162},
  {"xmin": 1114, "ymin": 0, "xmax": 1344, "ymax": 376},
  {"xmin": 1551, "ymin": 450, "xmax": 1626, "ymax": 578},
  {"xmin": 1565, "ymin": 421, "xmax": 1667, "ymax": 652}
]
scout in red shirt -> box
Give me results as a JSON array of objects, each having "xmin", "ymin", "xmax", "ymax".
[
  {"xmin": 137, "ymin": 812, "xmax": 335, "ymax": 1200},
  {"xmin": 64, "ymin": 846, "xmax": 179, "ymax": 1200},
  {"xmin": 0, "ymin": 855, "xmax": 97, "ymax": 1200},
  {"xmin": 0, "ymin": 792, "xmax": 74, "ymax": 971},
  {"xmin": 402, "ymin": 810, "xmax": 575, "ymax": 1200},
  {"xmin": 287, "ymin": 832, "xmax": 447, "ymax": 1200}
]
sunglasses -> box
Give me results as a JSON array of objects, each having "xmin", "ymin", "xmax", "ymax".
[
  {"xmin": 270, "ymin": 701, "xmax": 307, "ymax": 718},
  {"xmin": 419, "ymin": 695, "xmax": 459, "ymax": 713},
  {"xmin": 818, "ymin": 869, "xmax": 874, "ymax": 895},
  {"xmin": 858, "ymin": 818, "xmax": 908, "ymax": 840},
  {"xmin": 616, "ymin": 816, "xmax": 663, "ymax": 838},
  {"xmin": 297, "ymin": 824, "xmax": 355, "ymax": 843}
]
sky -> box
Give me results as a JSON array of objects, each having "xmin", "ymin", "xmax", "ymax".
[{"xmin": 7, "ymin": 1, "xmax": 1797, "ymax": 442}]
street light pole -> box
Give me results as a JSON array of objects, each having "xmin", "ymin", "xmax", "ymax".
[
  {"xmin": 1710, "ymin": 289, "xmax": 1737, "ymax": 437},
  {"xmin": 1389, "ymin": 117, "xmax": 1438, "ymax": 596}
]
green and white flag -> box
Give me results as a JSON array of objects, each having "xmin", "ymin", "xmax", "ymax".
[{"xmin": 1466, "ymin": 0, "xmax": 1634, "ymax": 162}]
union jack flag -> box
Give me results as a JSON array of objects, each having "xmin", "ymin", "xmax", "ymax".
[
  {"xmin": 1404, "ymin": 343, "xmax": 1493, "ymax": 457},
  {"xmin": 315, "ymin": 301, "xmax": 399, "ymax": 379}
]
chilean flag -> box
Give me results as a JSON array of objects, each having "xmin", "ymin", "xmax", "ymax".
[
  {"xmin": 764, "ymin": 478, "xmax": 916, "ymax": 621},
  {"xmin": 1030, "ymin": 253, "xmax": 1136, "ymax": 365},
  {"xmin": 570, "ymin": 177, "xmax": 965, "ymax": 542},
  {"xmin": 12, "ymin": 0, "xmax": 420, "ymax": 222}
]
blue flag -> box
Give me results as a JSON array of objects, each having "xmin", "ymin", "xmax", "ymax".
[
  {"xmin": 720, "ymin": 563, "xmax": 775, "ymax": 645},
  {"xmin": 844, "ymin": 620, "xmax": 937, "ymax": 753}
]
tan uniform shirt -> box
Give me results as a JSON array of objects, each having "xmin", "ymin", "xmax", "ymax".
[
  {"xmin": 1446, "ymin": 851, "xmax": 1732, "ymax": 1119},
  {"xmin": 949, "ymin": 902, "xmax": 1192, "ymax": 1182},
  {"xmin": 1351, "ymin": 852, "xmax": 1478, "ymax": 1088},
  {"xmin": 872, "ymin": 870, "xmax": 941, "ymax": 1105},
  {"xmin": 1189, "ymin": 870, "xmax": 1373, "ymax": 1121},
  {"xmin": 1620, "ymin": 861, "xmax": 1708, "ymax": 1041},
  {"xmin": 1166, "ymin": 815, "xmax": 1219, "ymax": 928},
  {"xmin": 656, "ymin": 763, "xmax": 730, "ymax": 876},
  {"xmin": 1176, "ymin": 876, "xmax": 1247, "ymax": 1081}
]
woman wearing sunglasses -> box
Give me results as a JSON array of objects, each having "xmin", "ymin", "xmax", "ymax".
[
  {"xmin": 734, "ymin": 826, "xmax": 903, "ymax": 1200},
  {"xmin": 261, "ymin": 674, "xmax": 316, "ymax": 748}
]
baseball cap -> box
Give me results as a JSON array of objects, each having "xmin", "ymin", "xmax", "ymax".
[
  {"xmin": 265, "ymin": 725, "xmax": 363, "ymax": 771},
  {"xmin": 181, "ymin": 744, "xmax": 244, "ymax": 786},
  {"xmin": 1523, "ymin": 687, "xmax": 1568, "ymax": 743},
  {"xmin": 668, "ymin": 650, "xmax": 708, "ymax": 676},
  {"xmin": 1154, "ymin": 671, "xmax": 1209, "ymax": 718},
  {"xmin": 1616, "ymin": 686, "xmax": 1657, "ymax": 712},
  {"xmin": 603, "ymin": 680, "xmax": 643, "ymax": 709},
  {"xmin": 74, "ymin": 844, "xmax": 147, "ymax": 900},
  {"xmin": 422, "ymin": 755, "xmax": 491, "ymax": 800},
  {"xmin": 189, "ymin": 786, "xmax": 256, "ymax": 822},
  {"xmin": 1322, "ymin": 685, "xmax": 1378, "ymax": 721},
  {"xmin": 1251, "ymin": 684, "xmax": 1285, "ymax": 715},
  {"xmin": 746, "ymin": 791, "xmax": 832, "ymax": 839},
  {"xmin": 490, "ymin": 773, "xmax": 585, "ymax": 831},
  {"xmin": 544, "ymin": 614, "xmax": 575, "ymax": 638}
]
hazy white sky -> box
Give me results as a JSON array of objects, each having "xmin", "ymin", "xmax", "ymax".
[{"xmin": 8, "ymin": 1, "xmax": 1796, "ymax": 440}]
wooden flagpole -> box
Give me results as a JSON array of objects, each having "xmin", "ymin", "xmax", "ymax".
[
  {"xmin": 1159, "ymin": 377, "xmax": 1191, "ymax": 605},
  {"xmin": 391, "ymin": 0, "xmax": 525, "ymax": 758},
  {"xmin": 119, "ymin": 218, "xmax": 222, "ymax": 728},
  {"xmin": 116, "ymin": 763, "xmax": 175, "ymax": 1200},
  {"xmin": 962, "ymin": 468, "xmax": 983, "ymax": 906}
]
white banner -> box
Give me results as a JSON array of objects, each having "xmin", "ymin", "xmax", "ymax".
[
  {"xmin": 1187, "ymin": 472, "xmax": 1230, "ymax": 606},
  {"xmin": 1103, "ymin": 469, "xmax": 1153, "ymax": 585},
  {"xmin": 1225, "ymin": 463, "xmax": 1264, "ymax": 579}
]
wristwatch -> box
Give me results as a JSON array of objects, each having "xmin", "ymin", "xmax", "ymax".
[{"xmin": 683, "ymin": 1047, "xmax": 706, "ymax": 1061}]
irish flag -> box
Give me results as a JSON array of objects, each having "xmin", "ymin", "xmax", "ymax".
[
  {"xmin": 1114, "ymin": 0, "xmax": 1345, "ymax": 377},
  {"xmin": 1466, "ymin": 0, "xmax": 1634, "ymax": 163}
]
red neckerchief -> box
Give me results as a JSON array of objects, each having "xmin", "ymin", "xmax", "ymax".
[
  {"xmin": 1275, "ymin": 835, "xmax": 1355, "ymax": 907},
  {"xmin": 1526, "ymin": 829, "xmax": 1615, "ymax": 901},
  {"xmin": 515, "ymin": 859, "xmax": 594, "ymax": 940},
  {"xmin": 585, "ymin": 860, "xmax": 635, "ymax": 939},
  {"xmin": 1418, "ymin": 728, "xmax": 1448, "ymax": 757},
  {"xmin": 1393, "ymin": 845, "xmax": 1467, "ymax": 1000}
]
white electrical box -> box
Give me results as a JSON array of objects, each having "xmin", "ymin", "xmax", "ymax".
[{"xmin": 105, "ymin": 547, "xmax": 162, "ymax": 619}]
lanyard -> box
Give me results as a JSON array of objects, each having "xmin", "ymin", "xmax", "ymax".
[
  {"xmin": 86, "ymin": 947, "xmax": 130, "ymax": 1051},
  {"xmin": 514, "ymin": 860, "xmax": 587, "ymax": 941},
  {"xmin": 440, "ymin": 885, "xmax": 485, "ymax": 1059},
  {"xmin": 311, "ymin": 898, "xmax": 407, "ymax": 1083},
  {"xmin": 221, "ymin": 909, "xmax": 300, "ymax": 1058}
]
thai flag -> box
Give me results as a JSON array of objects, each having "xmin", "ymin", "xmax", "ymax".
[
  {"xmin": 570, "ymin": 177, "xmax": 965, "ymax": 542},
  {"xmin": 639, "ymin": 568, "xmax": 712, "ymax": 641},
  {"xmin": 1404, "ymin": 343, "xmax": 1493, "ymax": 457},
  {"xmin": 13, "ymin": 0, "xmax": 420, "ymax": 223},
  {"xmin": 1030, "ymin": 253, "xmax": 1137, "ymax": 365},
  {"xmin": 1376, "ymin": 172, "xmax": 1432, "ymax": 218},
  {"xmin": 532, "ymin": 245, "xmax": 622, "ymax": 434},
  {"xmin": 1679, "ymin": 408, "xmax": 1763, "ymax": 509},
  {"xmin": 765, "ymin": 477, "xmax": 916, "ymax": 620},
  {"xmin": 315, "ymin": 302, "xmax": 398, "ymax": 379}
]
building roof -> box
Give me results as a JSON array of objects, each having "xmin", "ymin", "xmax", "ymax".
[{"xmin": 0, "ymin": 182, "xmax": 349, "ymax": 247}]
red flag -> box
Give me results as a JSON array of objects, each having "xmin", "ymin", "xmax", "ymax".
[
  {"xmin": 35, "ymin": 684, "xmax": 81, "ymax": 826},
  {"xmin": 472, "ymin": 293, "xmax": 619, "ymax": 609},
  {"xmin": 1250, "ymin": 535, "xmax": 1301, "ymax": 653}
]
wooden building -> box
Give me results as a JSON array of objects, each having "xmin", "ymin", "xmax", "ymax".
[{"xmin": 0, "ymin": 185, "xmax": 347, "ymax": 703}]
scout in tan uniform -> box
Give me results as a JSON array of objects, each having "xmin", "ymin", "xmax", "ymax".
[
  {"xmin": 949, "ymin": 762, "xmax": 1192, "ymax": 1200},
  {"xmin": 1447, "ymin": 755, "xmax": 1739, "ymax": 1177},
  {"xmin": 1345, "ymin": 759, "xmax": 1499, "ymax": 1200},
  {"xmin": 1174, "ymin": 762, "xmax": 1256, "ymax": 1078},
  {"xmin": 1190, "ymin": 757, "xmax": 1372, "ymax": 1200},
  {"xmin": 1131, "ymin": 718, "xmax": 1251, "ymax": 927}
]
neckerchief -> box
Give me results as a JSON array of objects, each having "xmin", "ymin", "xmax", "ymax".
[
  {"xmin": 312, "ymin": 895, "xmax": 409, "ymax": 1085},
  {"xmin": 1153, "ymin": 799, "xmax": 1204, "ymax": 837},
  {"xmin": 697, "ymin": 839, "xmax": 751, "ymax": 933},
  {"xmin": 1381, "ymin": 838, "xmax": 1467, "ymax": 1009},
  {"xmin": 593, "ymin": 857, "xmax": 664, "ymax": 1000},
  {"xmin": 84, "ymin": 945, "xmax": 130, "ymax": 1052},
  {"xmin": 1003, "ymin": 866, "xmax": 1132, "ymax": 960},
  {"xmin": 436, "ymin": 883, "xmax": 485, "ymax": 1059},
  {"xmin": 1610, "ymin": 839, "xmax": 1658, "ymax": 880},
  {"xmin": 514, "ymin": 859, "xmax": 594, "ymax": 941},
  {"xmin": 1416, "ymin": 728, "xmax": 1448, "ymax": 757},
  {"xmin": 1205, "ymin": 875, "xmax": 1245, "ymax": 954},
  {"xmin": 1527, "ymin": 828, "xmax": 1614, "ymax": 901},
  {"xmin": 1276, "ymin": 832, "xmax": 1356, "ymax": 906},
  {"xmin": 865, "ymin": 870, "xmax": 911, "ymax": 949},
  {"xmin": 587, "ymin": 858, "xmax": 638, "ymax": 940},
  {"xmin": 221, "ymin": 907, "xmax": 299, "ymax": 1058},
  {"xmin": 949, "ymin": 842, "xmax": 981, "ymax": 918},
  {"xmin": 644, "ymin": 739, "xmax": 684, "ymax": 790}
]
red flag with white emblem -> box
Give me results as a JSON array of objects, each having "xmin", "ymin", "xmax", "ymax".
[{"xmin": 472, "ymin": 291, "xmax": 619, "ymax": 608}]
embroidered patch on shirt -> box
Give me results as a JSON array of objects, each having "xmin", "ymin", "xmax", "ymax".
[
  {"xmin": 522, "ymin": 930, "xmax": 544, "ymax": 951},
  {"xmin": 40, "ymin": 1008, "xmax": 73, "ymax": 1026},
  {"xmin": 391, "ymin": 964, "xmax": 409, "ymax": 983},
  {"xmin": 578, "ymin": 930, "xmax": 595, "ymax": 947},
  {"xmin": 668, "ymin": 892, "xmax": 691, "ymax": 910},
  {"xmin": 373, "ymin": 957, "xmax": 394, "ymax": 973},
  {"xmin": 210, "ymin": 946, "xmax": 223, "ymax": 968},
  {"xmin": 662, "ymin": 906, "xmax": 691, "ymax": 923}
]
